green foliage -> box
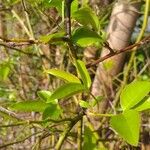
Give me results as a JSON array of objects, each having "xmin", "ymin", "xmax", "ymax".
[
  {"xmin": 79, "ymin": 96, "xmax": 103, "ymax": 108},
  {"xmin": 42, "ymin": 104, "xmax": 62, "ymax": 120},
  {"xmin": 37, "ymin": 90, "xmax": 53, "ymax": 102},
  {"xmin": 91, "ymin": 96, "xmax": 103, "ymax": 107},
  {"xmin": 72, "ymin": 6, "xmax": 99, "ymax": 30},
  {"xmin": 0, "ymin": 60, "xmax": 11, "ymax": 81},
  {"xmin": 83, "ymin": 126, "xmax": 97, "ymax": 150},
  {"xmin": 133, "ymin": 97, "xmax": 150, "ymax": 111},
  {"xmin": 79, "ymin": 100, "xmax": 90, "ymax": 108},
  {"xmin": 72, "ymin": 27, "xmax": 102, "ymax": 47},
  {"xmin": 1, "ymin": 0, "xmax": 150, "ymax": 149},
  {"xmin": 9, "ymin": 100, "xmax": 49, "ymax": 112},
  {"xmin": 71, "ymin": 0, "xmax": 78, "ymax": 14},
  {"xmin": 47, "ymin": 83, "xmax": 85, "ymax": 102},
  {"xmin": 110, "ymin": 80, "xmax": 150, "ymax": 146},
  {"xmin": 75, "ymin": 60, "xmax": 91, "ymax": 89},
  {"xmin": 110, "ymin": 110, "xmax": 140, "ymax": 146},
  {"xmin": 39, "ymin": 32, "xmax": 65, "ymax": 43},
  {"xmin": 120, "ymin": 81, "xmax": 150, "ymax": 110},
  {"xmin": 45, "ymin": 68, "xmax": 81, "ymax": 83}
]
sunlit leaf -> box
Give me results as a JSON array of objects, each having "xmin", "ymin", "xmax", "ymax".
[
  {"xmin": 10, "ymin": 100, "xmax": 49, "ymax": 112},
  {"xmin": 71, "ymin": 0, "xmax": 78, "ymax": 14},
  {"xmin": 39, "ymin": 32, "xmax": 65, "ymax": 43},
  {"xmin": 47, "ymin": 83, "xmax": 85, "ymax": 102},
  {"xmin": 45, "ymin": 69, "xmax": 81, "ymax": 83},
  {"xmin": 75, "ymin": 60, "xmax": 91, "ymax": 89},
  {"xmin": 110, "ymin": 110, "xmax": 140, "ymax": 146},
  {"xmin": 133, "ymin": 97, "xmax": 150, "ymax": 111},
  {"xmin": 37, "ymin": 90, "xmax": 52, "ymax": 101},
  {"xmin": 120, "ymin": 81, "xmax": 150, "ymax": 110},
  {"xmin": 79, "ymin": 100, "xmax": 90, "ymax": 108}
]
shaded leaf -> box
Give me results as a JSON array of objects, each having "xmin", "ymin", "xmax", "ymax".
[
  {"xmin": 45, "ymin": 69, "xmax": 81, "ymax": 83},
  {"xmin": 42, "ymin": 104, "xmax": 62, "ymax": 120},
  {"xmin": 72, "ymin": 27, "xmax": 101, "ymax": 47},
  {"xmin": 48, "ymin": 0, "xmax": 63, "ymax": 13},
  {"xmin": 120, "ymin": 81, "xmax": 150, "ymax": 110},
  {"xmin": 0, "ymin": 61, "xmax": 11, "ymax": 81},
  {"xmin": 83, "ymin": 126, "xmax": 97, "ymax": 150},
  {"xmin": 110, "ymin": 110, "xmax": 140, "ymax": 146},
  {"xmin": 47, "ymin": 83, "xmax": 85, "ymax": 102},
  {"xmin": 72, "ymin": 7, "xmax": 99, "ymax": 30}
]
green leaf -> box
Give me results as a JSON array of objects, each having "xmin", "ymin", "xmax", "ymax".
[
  {"xmin": 91, "ymin": 96, "xmax": 103, "ymax": 107},
  {"xmin": 83, "ymin": 126, "xmax": 97, "ymax": 150},
  {"xmin": 110, "ymin": 110, "xmax": 140, "ymax": 146},
  {"xmin": 71, "ymin": 0, "xmax": 78, "ymax": 14},
  {"xmin": 48, "ymin": 0, "xmax": 63, "ymax": 13},
  {"xmin": 72, "ymin": 7, "xmax": 99, "ymax": 30},
  {"xmin": 133, "ymin": 97, "xmax": 150, "ymax": 111},
  {"xmin": 42, "ymin": 104, "xmax": 62, "ymax": 120},
  {"xmin": 9, "ymin": 100, "xmax": 49, "ymax": 112},
  {"xmin": 120, "ymin": 81, "xmax": 150, "ymax": 110},
  {"xmin": 75, "ymin": 60, "xmax": 91, "ymax": 89},
  {"xmin": 0, "ymin": 62, "xmax": 10, "ymax": 81},
  {"xmin": 72, "ymin": 27, "xmax": 101, "ymax": 47},
  {"xmin": 39, "ymin": 32, "xmax": 65, "ymax": 43},
  {"xmin": 45, "ymin": 69, "xmax": 81, "ymax": 83},
  {"xmin": 47, "ymin": 83, "xmax": 85, "ymax": 102},
  {"xmin": 79, "ymin": 100, "xmax": 90, "ymax": 108},
  {"xmin": 37, "ymin": 90, "xmax": 52, "ymax": 102}
]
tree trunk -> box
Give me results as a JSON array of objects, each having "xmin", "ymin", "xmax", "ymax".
[{"xmin": 91, "ymin": 1, "xmax": 141, "ymax": 113}]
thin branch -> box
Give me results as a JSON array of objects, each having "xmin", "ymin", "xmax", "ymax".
[
  {"xmin": 86, "ymin": 35, "xmax": 150, "ymax": 68},
  {"xmin": 0, "ymin": 106, "xmax": 23, "ymax": 121},
  {"xmin": 77, "ymin": 118, "xmax": 83, "ymax": 150},
  {"xmin": 65, "ymin": 0, "xmax": 73, "ymax": 38},
  {"xmin": 0, "ymin": 131, "xmax": 42, "ymax": 149},
  {"xmin": 55, "ymin": 112, "xmax": 84, "ymax": 150},
  {"xmin": 64, "ymin": 0, "xmax": 77, "ymax": 59}
]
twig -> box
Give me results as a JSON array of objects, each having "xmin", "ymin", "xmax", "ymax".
[
  {"xmin": 0, "ymin": 106, "xmax": 23, "ymax": 121},
  {"xmin": 77, "ymin": 118, "xmax": 83, "ymax": 150},
  {"xmin": 86, "ymin": 35, "xmax": 150, "ymax": 68},
  {"xmin": 55, "ymin": 112, "xmax": 84, "ymax": 150},
  {"xmin": 0, "ymin": 130, "xmax": 42, "ymax": 149},
  {"xmin": 0, "ymin": 36, "xmax": 40, "ymax": 44},
  {"xmin": 0, "ymin": 41, "xmax": 51, "ymax": 61}
]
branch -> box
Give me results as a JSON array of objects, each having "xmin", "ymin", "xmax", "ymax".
[
  {"xmin": 65, "ymin": 0, "xmax": 73, "ymax": 38},
  {"xmin": 86, "ymin": 35, "xmax": 150, "ymax": 68},
  {"xmin": 64, "ymin": 0, "xmax": 77, "ymax": 59},
  {"xmin": 0, "ymin": 41, "xmax": 51, "ymax": 61},
  {"xmin": 0, "ymin": 106, "xmax": 23, "ymax": 121},
  {"xmin": 55, "ymin": 112, "xmax": 84, "ymax": 150},
  {"xmin": 0, "ymin": 131, "xmax": 42, "ymax": 149}
]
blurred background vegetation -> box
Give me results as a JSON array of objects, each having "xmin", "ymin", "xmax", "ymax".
[{"xmin": 0, "ymin": 0, "xmax": 150, "ymax": 149}]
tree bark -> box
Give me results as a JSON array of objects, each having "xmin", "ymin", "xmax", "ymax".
[{"xmin": 91, "ymin": 1, "xmax": 141, "ymax": 113}]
